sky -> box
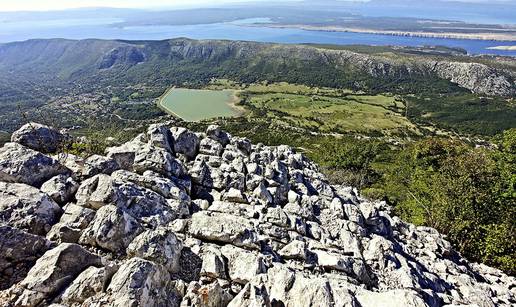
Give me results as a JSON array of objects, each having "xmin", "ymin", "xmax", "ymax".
[
  {"xmin": 0, "ymin": 0, "xmax": 284, "ymax": 11},
  {"xmin": 0, "ymin": 0, "xmax": 513, "ymax": 11}
]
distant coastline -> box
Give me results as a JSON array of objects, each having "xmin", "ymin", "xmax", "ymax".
[
  {"xmin": 253, "ymin": 24, "xmax": 516, "ymax": 42},
  {"xmin": 487, "ymin": 45, "xmax": 516, "ymax": 51}
]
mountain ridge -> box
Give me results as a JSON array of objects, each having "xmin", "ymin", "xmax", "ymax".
[{"xmin": 0, "ymin": 38, "xmax": 514, "ymax": 97}]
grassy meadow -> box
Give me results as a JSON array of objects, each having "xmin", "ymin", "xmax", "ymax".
[{"xmin": 238, "ymin": 82, "xmax": 419, "ymax": 136}]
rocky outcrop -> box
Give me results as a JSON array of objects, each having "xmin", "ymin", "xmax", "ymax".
[
  {"xmin": 167, "ymin": 39, "xmax": 516, "ymax": 97},
  {"xmin": 431, "ymin": 61, "xmax": 516, "ymax": 97},
  {"xmin": 92, "ymin": 257, "xmax": 179, "ymax": 306},
  {"xmin": 2, "ymin": 243, "xmax": 101, "ymax": 306},
  {"xmin": 0, "ymin": 182, "xmax": 62, "ymax": 235},
  {"xmin": 0, "ymin": 226, "xmax": 52, "ymax": 290},
  {"xmin": 127, "ymin": 228, "xmax": 183, "ymax": 273},
  {"xmin": 0, "ymin": 142, "xmax": 70, "ymax": 187},
  {"xmin": 10, "ymin": 123, "xmax": 67, "ymax": 153},
  {"xmin": 0, "ymin": 122, "xmax": 514, "ymax": 306},
  {"xmin": 98, "ymin": 46, "xmax": 145, "ymax": 69},
  {"xmin": 41, "ymin": 175, "xmax": 79, "ymax": 205}
]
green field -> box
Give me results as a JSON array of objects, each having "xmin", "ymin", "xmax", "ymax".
[
  {"xmin": 159, "ymin": 88, "xmax": 241, "ymax": 121},
  {"xmin": 241, "ymin": 84, "xmax": 419, "ymax": 136}
]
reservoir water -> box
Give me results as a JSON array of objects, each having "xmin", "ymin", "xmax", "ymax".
[
  {"xmin": 1, "ymin": 19, "xmax": 515, "ymax": 57},
  {"xmin": 159, "ymin": 88, "xmax": 240, "ymax": 121}
]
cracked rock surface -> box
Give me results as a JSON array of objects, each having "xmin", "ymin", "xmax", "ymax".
[{"xmin": 0, "ymin": 123, "xmax": 514, "ymax": 307}]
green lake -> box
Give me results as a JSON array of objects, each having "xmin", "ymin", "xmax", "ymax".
[{"xmin": 159, "ymin": 88, "xmax": 240, "ymax": 121}]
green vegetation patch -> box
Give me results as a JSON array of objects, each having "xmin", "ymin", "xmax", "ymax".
[
  {"xmin": 406, "ymin": 93, "xmax": 516, "ymax": 135},
  {"xmin": 379, "ymin": 133, "xmax": 516, "ymax": 275},
  {"xmin": 0, "ymin": 131, "xmax": 11, "ymax": 146},
  {"xmin": 242, "ymin": 84, "xmax": 418, "ymax": 136},
  {"xmin": 113, "ymin": 102, "xmax": 166, "ymax": 121}
]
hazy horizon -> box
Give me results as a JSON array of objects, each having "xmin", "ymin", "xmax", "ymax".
[
  {"xmin": 1, "ymin": 0, "xmax": 515, "ymax": 12},
  {"xmin": 0, "ymin": 0, "xmax": 296, "ymax": 12}
]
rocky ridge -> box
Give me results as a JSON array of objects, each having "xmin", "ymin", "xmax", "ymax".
[
  {"xmin": 104, "ymin": 39, "xmax": 516, "ymax": 97},
  {"xmin": 0, "ymin": 122, "xmax": 514, "ymax": 307},
  {"xmin": 170, "ymin": 39, "xmax": 516, "ymax": 96}
]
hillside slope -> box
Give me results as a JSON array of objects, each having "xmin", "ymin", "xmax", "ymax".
[
  {"xmin": 0, "ymin": 122, "xmax": 515, "ymax": 306},
  {"xmin": 0, "ymin": 38, "xmax": 514, "ymax": 96}
]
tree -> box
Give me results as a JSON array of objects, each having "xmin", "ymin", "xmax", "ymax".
[
  {"xmin": 384, "ymin": 136, "xmax": 515, "ymax": 275},
  {"xmin": 312, "ymin": 137, "xmax": 384, "ymax": 190}
]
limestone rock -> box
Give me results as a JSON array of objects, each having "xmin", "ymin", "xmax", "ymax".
[
  {"xmin": 79, "ymin": 205, "xmax": 143, "ymax": 253},
  {"xmin": 82, "ymin": 155, "xmax": 120, "ymax": 177},
  {"xmin": 200, "ymin": 245, "xmax": 228, "ymax": 279},
  {"xmin": 40, "ymin": 174, "xmax": 79, "ymax": 205},
  {"xmin": 206, "ymin": 125, "xmax": 230, "ymax": 147},
  {"xmin": 171, "ymin": 127, "xmax": 200, "ymax": 160},
  {"xmin": 103, "ymin": 258, "xmax": 177, "ymax": 307},
  {"xmin": 0, "ymin": 142, "xmax": 70, "ymax": 187},
  {"xmin": 279, "ymin": 240, "xmax": 307, "ymax": 260},
  {"xmin": 46, "ymin": 203, "xmax": 96, "ymax": 243},
  {"xmin": 127, "ymin": 228, "xmax": 183, "ymax": 273},
  {"xmin": 13, "ymin": 243, "xmax": 101, "ymax": 306},
  {"xmin": 181, "ymin": 281, "xmax": 233, "ymax": 307},
  {"xmin": 222, "ymin": 187, "xmax": 248, "ymax": 203},
  {"xmin": 61, "ymin": 265, "xmax": 118, "ymax": 305},
  {"xmin": 133, "ymin": 145, "xmax": 185, "ymax": 177},
  {"xmin": 1, "ymin": 123, "xmax": 514, "ymax": 307},
  {"xmin": 112, "ymin": 169, "xmax": 190, "ymax": 202},
  {"xmin": 115, "ymin": 182, "xmax": 186, "ymax": 227},
  {"xmin": 221, "ymin": 245, "xmax": 267, "ymax": 284},
  {"xmin": 227, "ymin": 276, "xmax": 271, "ymax": 307},
  {"xmin": 188, "ymin": 211, "xmax": 259, "ymax": 249},
  {"xmin": 0, "ymin": 226, "xmax": 52, "ymax": 290},
  {"xmin": 147, "ymin": 124, "xmax": 174, "ymax": 152},
  {"xmin": 52, "ymin": 153, "xmax": 84, "ymax": 178},
  {"xmin": 432, "ymin": 61, "xmax": 516, "ymax": 97},
  {"xmin": 199, "ymin": 137, "xmax": 224, "ymax": 156},
  {"xmin": 0, "ymin": 182, "xmax": 62, "ymax": 235},
  {"xmin": 75, "ymin": 174, "xmax": 118, "ymax": 209},
  {"xmin": 229, "ymin": 266, "xmax": 360, "ymax": 307},
  {"xmin": 230, "ymin": 137, "xmax": 252, "ymax": 156},
  {"xmin": 356, "ymin": 289, "xmax": 428, "ymax": 307},
  {"xmin": 312, "ymin": 249, "xmax": 371, "ymax": 284},
  {"xmin": 105, "ymin": 134, "xmax": 146, "ymax": 170},
  {"xmin": 10, "ymin": 123, "xmax": 67, "ymax": 153}
]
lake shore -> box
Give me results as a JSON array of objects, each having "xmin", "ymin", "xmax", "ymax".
[
  {"xmin": 156, "ymin": 86, "xmax": 182, "ymax": 119},
  {"xmin": 228, "ymin": 90, "xmax": 247, "ymax": 116},
  {"xmin": 253, "ymin": 24, "xmax": 516, "ymax": 42}
]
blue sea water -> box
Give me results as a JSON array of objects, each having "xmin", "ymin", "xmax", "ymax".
[{"xmin": 0, "ymin": 19, "xmax": 514, "ymax": 57}]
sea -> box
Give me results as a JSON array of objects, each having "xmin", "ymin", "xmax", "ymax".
[{"xmin": 0, "ymin": 18, "xmax": 515, "ymax": 57}]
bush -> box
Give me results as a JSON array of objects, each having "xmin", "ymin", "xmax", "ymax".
[
  {"xmin": 311, "ymin": 138, "xmax": 385, "ymax": 190},
  {"xmin": 382, "ymin": 135, "xmax": 515, "ymax": 275}
]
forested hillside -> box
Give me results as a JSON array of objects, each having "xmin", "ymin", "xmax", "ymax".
[{"xmin": 0, "ymin": 38, "xmax": 515, "ymax": 134}]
